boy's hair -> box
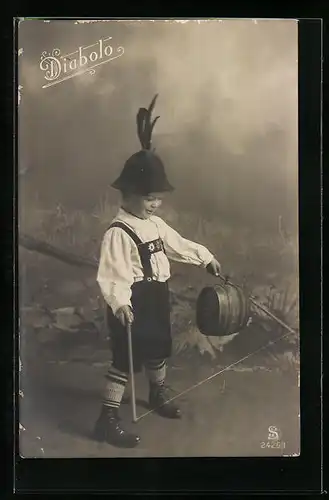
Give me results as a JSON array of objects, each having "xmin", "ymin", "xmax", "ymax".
[
  {"xmin": 121, "ymin": 191, "xmax": 130, "ymax": 201},
  {"xmin": 120, "ymin": 189, "xmax": 151, "ymax": 200},
  {"xmin": 120, "ymin": 189, "xmax": 138, "ymax": 200}
]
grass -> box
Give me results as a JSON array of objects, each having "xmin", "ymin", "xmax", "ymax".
[{"xmin": 19, "ymin": 195, "xmax": 300, "ymax": 366}]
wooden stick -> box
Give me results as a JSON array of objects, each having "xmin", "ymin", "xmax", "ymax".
[
  {"xmin": 249, "ymin": 297, "xmax": 297, "ymax": 335},
  {"xmin": 127, "ymin": 322, "xmax": 137, "ymax": 423},
  {"xmin": 216, "ymin": 272, "xmax": 297, "ymax": 336}
]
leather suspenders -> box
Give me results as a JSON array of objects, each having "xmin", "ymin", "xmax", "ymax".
[{"xmin": 109, "ymin": 221, "xmax": 166, "ymax": 282}]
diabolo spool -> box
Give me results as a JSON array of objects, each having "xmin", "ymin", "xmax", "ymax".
[{"xmin": 196, "ymin": 281, "xmax": 251, "ymax": 337}]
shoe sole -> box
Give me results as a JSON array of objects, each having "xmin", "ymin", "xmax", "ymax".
[
  {"xmin": 149, "ymin": 402, "xmax": 182, "ymax": 419},
  {"xmin": 93, "ymin": 429, "xmax": 141, "ymax": 448}
]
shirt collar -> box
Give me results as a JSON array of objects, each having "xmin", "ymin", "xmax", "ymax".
[
  {"xmin": 119, "ymin": 206, "xmax": 145, "ymax": 220},
  {"xmin": 116, "ymin": 207, "xmax": 148, "ymax": 224}
]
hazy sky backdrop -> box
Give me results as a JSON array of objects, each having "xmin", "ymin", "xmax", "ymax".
[{"xmin": 18, "ymin": 19, "xmax": 298, "ymax": 232}]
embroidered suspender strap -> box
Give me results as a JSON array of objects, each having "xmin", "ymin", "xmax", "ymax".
[
  {"xmin": 109, "ymin": 221, "xmax": 153, "ymax": 280},
  {"xmin": 145, "ymin": 238, "xmax": 165, "ymax": 255}
]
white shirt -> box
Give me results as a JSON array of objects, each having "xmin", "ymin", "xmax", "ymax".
[{"xmin": 97, "ymin": 208, "xmax": 214, "ymax": 315}]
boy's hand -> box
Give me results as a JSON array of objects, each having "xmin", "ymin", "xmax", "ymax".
[
  {"xmin": 116, "ymin": 305, "xmax": 134, "ymax": 327},
  {"xmin": 206, "ymin": 258, "xmax": 222, "ymax": 277}
]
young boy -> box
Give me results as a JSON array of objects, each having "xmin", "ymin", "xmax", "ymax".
[{"xmin": 94, "ymin": 96, "xmax": 221, "ymax": 448}]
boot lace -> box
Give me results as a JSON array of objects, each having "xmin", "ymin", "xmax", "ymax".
[{"xmin": 155, "ymin": 383, "xmax": 178, "ymax": 402}]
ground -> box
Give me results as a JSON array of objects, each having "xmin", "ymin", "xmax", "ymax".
[{"xmin": 20, "ymin": 340, "xmax": 299, "ymax": 458}]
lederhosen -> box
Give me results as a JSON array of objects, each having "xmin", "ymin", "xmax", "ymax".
[{"xmin": 106, "ymin": 221, "xmax": 172, "ymax": 374}]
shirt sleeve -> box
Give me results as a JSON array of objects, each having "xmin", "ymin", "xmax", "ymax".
[
  {"xmin": 158, "ymin": 218, "xmax": 214, "ymax": 268},
  {"xmin": 96, "ymin": 227, "xmax": 134, "ymax": 315}
]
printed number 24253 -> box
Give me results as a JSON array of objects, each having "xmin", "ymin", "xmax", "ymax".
[{"xmin": 260, "ymin": 441, "xmax": 285, "ymax": 449}]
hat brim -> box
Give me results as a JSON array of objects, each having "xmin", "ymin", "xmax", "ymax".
[{"xmin": 111, "ymin": 177, "xmax": 174, "ymax": 194}]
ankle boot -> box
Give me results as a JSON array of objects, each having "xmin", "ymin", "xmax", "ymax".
[
  {"xmin": 149, "ymin": 383, "xmax": 181, "ymax": 419},
  {"xmin": 93, "ymin": 406, "xmax": 140, "ymax": 448}
]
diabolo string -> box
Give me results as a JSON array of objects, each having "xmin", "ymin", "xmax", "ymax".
[{"xmin": 134, "ymin": 328, "xmax": 297, "ymax": 423}]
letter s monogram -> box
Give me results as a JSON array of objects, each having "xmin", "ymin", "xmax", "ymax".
[{"xmin": 268, "ymin": 426, "xmax": 279, "ymax": 440}]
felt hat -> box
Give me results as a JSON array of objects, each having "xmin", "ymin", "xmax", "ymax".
[{"xmin": 111, "ymin": 95, "xmax": 174, "ymax": 194}]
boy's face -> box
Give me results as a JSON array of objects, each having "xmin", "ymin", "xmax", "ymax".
[{"xmin": 124, "ymin": 192, "xmax": 165, "ymax": 219}]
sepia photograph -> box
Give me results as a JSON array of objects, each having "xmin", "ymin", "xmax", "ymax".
[{"xmin": 17, "ymin": 18, "xmax": 300, "ymax": 458}]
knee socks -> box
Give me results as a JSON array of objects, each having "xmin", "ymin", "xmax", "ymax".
[
  {"xmin": 145, "ymin": 359, "xmax": 166, "ymax": 387},
  {"xmin": 102, "ymin": 366, "xmax": 128, "ymax": 409},
  {"xmin": 102, "ymin": 358, "xmax": 167, "ymax": 409}
]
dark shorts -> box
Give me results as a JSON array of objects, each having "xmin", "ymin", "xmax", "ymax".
[{"xmin": 107, "ymin": 280, "xmax": 172, "ymax": 373}]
